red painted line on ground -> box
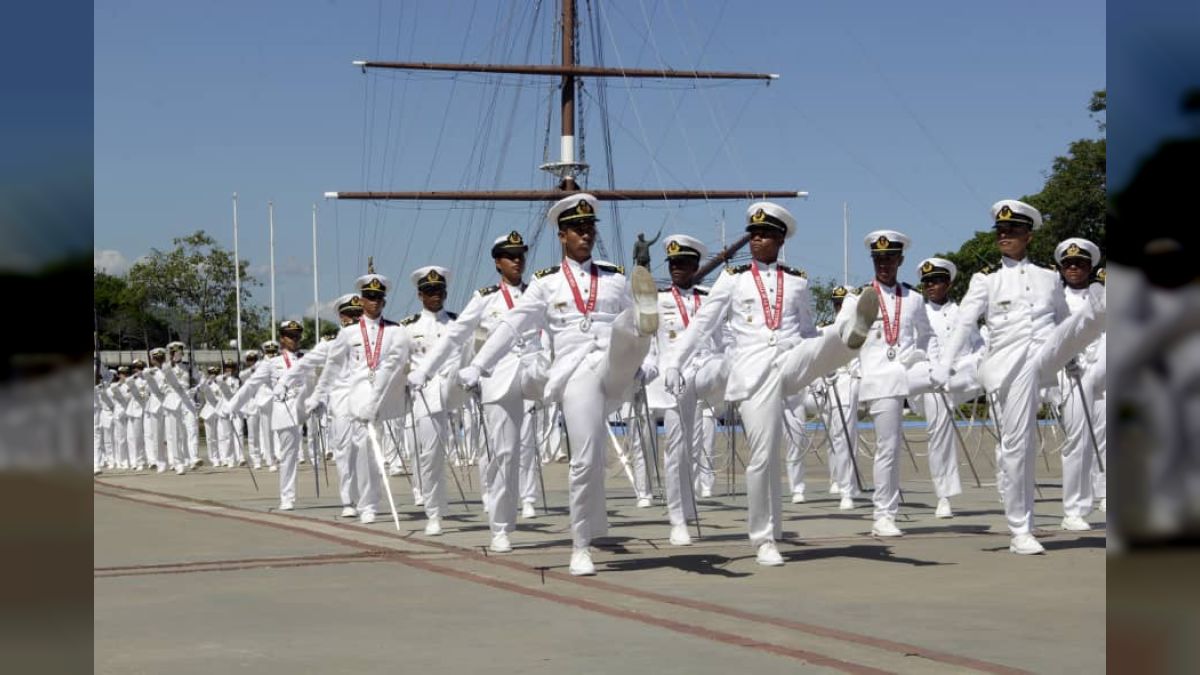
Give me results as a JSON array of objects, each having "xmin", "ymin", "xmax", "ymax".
[
  {"xmin": 96, "ymin": 551, "xmax": 384, "ymax": 573},
  {"xmin": 96, "ymin": 556, "xmax": 387, "ymax": 578},
  {"xmin": 96, "ymin": 480, "xmax": 1028, "ymax": 674}
]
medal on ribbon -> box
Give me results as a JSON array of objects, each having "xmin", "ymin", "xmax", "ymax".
[
  {"xmin": 562, "ymin": 258, "xmax": 598, "ymax": 332},
  {"xmin": 750, "ymin": 261, "xmax": 784, "ymax": 346},
  {"xmin": 359, "ymin": 318, "xmax": 385, "ymax": 382},
  {"xmin": 873, "ymin": 281, "xmax": 902, "ymax": 360}
]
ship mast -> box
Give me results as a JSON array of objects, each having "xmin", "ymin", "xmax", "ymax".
[{"xmin": 327, "ymin": 0, "xmax": 803, "ymax": 204}]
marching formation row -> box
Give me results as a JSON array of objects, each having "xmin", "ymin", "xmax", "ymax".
[{"xmin": 94, "ymin": 194, "xmax": 1106, "ymax": 574}]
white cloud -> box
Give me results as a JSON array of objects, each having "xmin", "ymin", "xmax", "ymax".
[{"xmin": 94, "ymin": 249, "xmax": 130, "ymax": 275}]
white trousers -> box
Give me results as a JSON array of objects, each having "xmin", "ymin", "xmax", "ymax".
[
  {"xmin": 518, "ymin": 407, "xmax": 541, "ymax": 504},
  {"xmin": 739, "ymin": 329, "xmax": 857, "ymax": 547},
  {"xmin": 143, "ymin": 412, "xmax": 163, "ymax": 469},
  {"xmin": 257, "ymin": 413, "xmax": 275, "ymax": 466},
  {"xmin": 483, "ymin": 393, "xmax": 524, "ymax": 535},
  {"xmin": 693, "ymin": 409, "xmax": 717, "ymax": 494},
  {"xmin": 216, "ymin": 416, "xmax": 235, "ymax": 465},
  {"xmin": 783, "ymin": 395, "xmax": 810, "ymax": 496},
  {"xmin": 346, "ymin": 417, "xmax": 383, "ymax": 515},
  {"xmin": 866, "ymin": 397, "xmax": 904, "ymax": 520},
  {"xmin": 125, "ymin": 416, "xmax": 145, "ymax": 467},
  {"xmin": 203, "ymin": 417, "xmax": 220, "ymax": 464},
  {"xmin": 659, "ymin": 387, "xmax": 701, "ymax": 527},
  {"xmin": 562, "ymin": 308, "xmax": 653, "ymax": 548},
  {"xmin": 412, "ymin": 412, "xmax": 449, "ymax": 519},
  {"xmin": 163, "ymin": 408, "xmax": 188, "ymax": 468},
  {"xmin": 329, "ymin": 416, "xmax": 356, "ymax": 507},
  {"xmin": 1060, "ymin": 375, "xmax": 1098, "ymax": 517},
  {"xmin": 919, "ymin": 392, "xmax": 964, "ymax": 499},
  {"xmin": 1091, "ymin": 393, "xmax": 1106, "ymax": 500},
  {"xmin": 820, "ymin": 375, "xmax": 861, "ymax": 496},
  {"xmin": 274, "ymin": 427, "xmax": 300, "ymax": 504}
]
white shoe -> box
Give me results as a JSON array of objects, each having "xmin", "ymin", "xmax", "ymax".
[
  {"xmin": 299, "ymin": 457, "xmax": 307, "ymax": 464},
  {"xmin": 521, "ymin": 501, "xmax": 537, "ymax": 519},
  {"xmin": 872, "ymin": 515, "xmax": 903, "ymax": 537},
  {"xmin": 839, "ymin": 495, "xmax": 855, "ymax": 511},
  {"xmin": 489, "ymin": 532, "xmax": 512, "ymax": 553},
  {"xmin": 669, "ymin": 524, "xmax": 693, "ymax": 546},
  {"xmin": 134, "ymin": 464, "xmax": 146, "ymax": 472},
  {"xmin": 268, "ymin": 465, "xmax": 279, "ymax": 473},
  {"xmin": 829, "ymin": 483, "xmax": 841, "ymax": 495},
  {"xmin": 630, "ymin": 265, "xmax": 660, "ymax": 335},
  {"xmin": 756, "ymin": 541, "xmax": 784, "ymax": 566},
  {"xmin": 156, "ymin": 465, "xmax": 168, "ymax": 474},
  {"xmin": 1061, "ymin": 515, "xmax": 1092, "ymax": 531},
  {"xmin": 569, "ymin": 548, "xmax": 596, "ymax": 576},
  {"xmin": 359, "ymin": 511, "xmax": 376, "ymax": 525},
  {"xmin": 252, "ymin": 463, "xmax": 263, "ymax": 470},
  {"xmin": 174, "ymin": 465, "xmax": 187, "ymax": 475},
  {"xmin": 1009, "ymin": 533, "xmax": 1045, "ymax": 555},
  {"xmin": 1099, "ymin": 498, "xmax": 1106, "ymax": 513},
  {"xmin": 340, "ymin": 506, "xmax": 358, "ymax": 518},
  {"xmin": 636, "ymin": 497, "xmax": 652, "ymax": 508},
  {"xmin": 935, "ymin": 498, "xmax": 953, "ymax": 519},
  {"xmin": 843, "ymin": 285, "xmax": 879, "ymax": 349},
  {"xmin": 791, "ymin": 492, "xmax": 806, "ymax": 504},
  {"xmin": 700, "ymin": 486, "xmax": 713, "ymax": 498},
  {"xmin": 324, "ymin": 451, "xmax": 334, "ymax": 460},
  {"xmin": 238, "ymin": 459, "xmax": 247, "ymax": 467},
  {"xmin": 424, "ymin": 518, "xmax": 443, "ymax": 536},
  {"xmin": 192, "ymin": 459, "xmax": 204, "ymax": 468},
  {"xmin": 279, "ymin": 501, "xmax": 294, "ymax": 511}
]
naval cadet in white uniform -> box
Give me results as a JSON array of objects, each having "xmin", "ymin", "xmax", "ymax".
[
  {"xmin": 1053, "ymin": 237, "xmax": 1106, "ymax": 531},
  {"xmin": 460, "ymin": 193, "xmax": 659, "ymax": 576},
  {"xmin": 411, "ymin": 231, "xmax": 543, "ymax": 552},
  {"xmin": 226, "ymin": 321, "xmax": 314, "ymax": 510},
  {"xmin": 909, "ymin": 257, "xmax": 984, "ymax": 519},
  {"xmin": 310, "ymin": 270, "xmax": 412, "ymax": 524},
  {"xmin": 641, "ymin": 233, "xmax": 727, "ymax": 546},
  {"xmin": 281, "ymin": 293, "xmax": 364, "ymax": 516},
  {"xmin": 663, "ymin": 202, "xmax": 880, "ymax": 566},
  {"xmin": 400, "ymin": 265, "xmax": 462, "ymax": 536},
  {"xmin": 931, "ymin": 200, "xmax": 1105, "ymax": 554},
  {"xmin": 836, "ymin": 230, "xmax": 934, "ymax": 537}
]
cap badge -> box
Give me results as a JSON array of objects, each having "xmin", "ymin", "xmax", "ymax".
[
  {"xmin": 350, "ymin": 296, "xmax": 363, "ymax": 307},
  {"xmin": 997, "ymin": 205, "xmax": 1013, "ymax": 221},
  {"xmin": 920, "ymin": 261, "xmax": 934, "ymax": 274},
  {"xmin": 667, "ymin": 240, "xmax": 681, "ymax": 255},
  {"xmin": 576, "ymin": 199, "xmax": 593, "ymax": 215},
  {"xmin": 750, "ymin": 208, "xmax": 767, "ymax": 224},
  {"xmin": 365, "ymin": 278, "xmax": 383, "ymax": 291},
  {"xmin": 874, "ymin": 235, "xmax": 891, "ymax": 251},
  {"xmin": 1066, "ymin": 243, "xmax": 1083, "ymax": 258},
  {"xmin": 427, "ymin": 270, "xmax": 442, "ymax": 283},
  {"xmin": 507, "ymin": 230, "xmax": 523, "ymax": 245}
]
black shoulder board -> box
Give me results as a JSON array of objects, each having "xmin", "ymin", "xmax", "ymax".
[
  {"xmin": 851, "ymin": 286, "xmax": 865, "ymax": 295},
  {"xmin": 596, "ymin": 262, "xmax": 623, "ymax": 274},
  {"xmin": 446, "ymin": 311, "xmax": 458, "ymax": 320},
  {"xmin": 382, "ymin": 319, "xmax": 400, "ymax": 327},
  {"xmin": 534, "ymin": 265, "xmax": 560, "ymax": 279},
  {"xmin": 902, "ymin": 282, "xmax": 918, "ymax": 291},
  {"xmin": 726, "ymin": 264, "xmax": 750, "ymax": 275},
  {"xmin": 695, "ymin": 288, "xmax": 709, "ymax": 296},
  {"xmin": 780, "ymin": 264, "xmax": 807, "ymax": 278},
  {"xmin": 399, "ymin": 314, "xmax": 420, "ymax": 326},
  {"xmin": 978, "ymin": 260, "xmax": 999, "ymax": 275},
  {"xmin": 478, "ymin": 284, "xmax": 499, "ymax": 296},
  {"xmin": 657, "ymin": 286, "xmax": 672, "ymax": 293}
]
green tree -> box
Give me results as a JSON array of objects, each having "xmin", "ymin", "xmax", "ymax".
[
  {"xmin": 936, "ymin": 90, "xmax": 1106, "ymax": 300},
  {"xmin": 93, "ymin": 270, "xmax": 170, "ymax": 351},
  {"xmin": 806, "ymin": 276, "xmax": 843, "ymax": 326},
  {"xmin": 126, "ymin": 231, "xmax": 262, "ymax": 351},
  {"xmin": 301, "ymin": 316, "xmax": 342, "ymax": 349}
]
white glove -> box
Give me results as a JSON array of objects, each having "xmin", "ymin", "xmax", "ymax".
[
  {"xmin": 354, "ymin": 401, "xmax": 379, "ymax": 423},
  {"xmin": 636, "ymin": 364, "xmax": 659, "ymax": 384},
  {"xmin": 219, "ymin": 401, "xmax": 233, "ymax": 418},
  {"xmin": 304, "ymin": 397, "xmax": 326, "ymax": 417},
  {"xmin": 929, "ymin": 361, "xmax": 951, "ymax": 390},
  {"xmin": 663, "ymin": 366, "xmax": 684, "ymax": 396},
  {"xmin": 458, "ymin": 365, "xmax": 482, "ymax": 390},
  {"xmin": 272, "ymin": 385, "xmax": 288, "ymax": 402},
  {"xmin": 407, "ymin": 369, "xmax": 428, "ymax": 390}
]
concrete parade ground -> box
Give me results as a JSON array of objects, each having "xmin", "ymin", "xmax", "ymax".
[{"xmin": 95, "ymin": 428, "xmax": 1105, "ymax": 674}]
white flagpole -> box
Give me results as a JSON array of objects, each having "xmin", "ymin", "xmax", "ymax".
[
  {"xmin": 842, "ymin": 201, "xmax": 849, "ymax": 286},
  {"xmin": 311, "ymin": 204, "xmax": 320, "ymax": 348},
  {"xmin": 269, "ymin": 200, "xmax": 277, "ymax": 342},
  {"xmin": 233, "ymin": 193, "xmax": 243, "ymax": 361}
]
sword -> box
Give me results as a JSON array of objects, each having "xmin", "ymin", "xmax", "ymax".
[
  {"xmin": 366, "ymin": 421, "xmax": 402, "ymax": 530},
  {"xmin": 637, "ymin": 386, "xmax": 665, "ymax": 496},
  {"xmin": 825, "ymin": 375, "xmax": 867, "ymax": 494},
  {"xmin": 1068, "ymin": 370, "xmax": 1105, "ymax": 473},
  {"xmin": 527, "ymin": 404, "xmax": 551, "ymax": 515}
]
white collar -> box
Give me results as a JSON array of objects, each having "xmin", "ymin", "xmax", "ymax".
[
  {"xmin": 564, "ymin": 256, "xmax": 594, "ymax": 272},
  {"xmin": 1001, "ymin": 256, "xmax": 1028, "ymax": 268},
  {"xmin": 362, "ymin": 313, "xmax": 382, "ymax": 326}
]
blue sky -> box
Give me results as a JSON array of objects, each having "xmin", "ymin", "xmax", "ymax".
[{"xmin": 95, "ymin": 0, "xmax": 1106, "ymax": 321}]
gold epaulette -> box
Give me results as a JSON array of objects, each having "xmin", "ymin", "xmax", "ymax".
[
  {"xmin": 399, "ymin": 314, "xmax": 420, "ymax": 326},
  {"xmin": 779, "ymin": 264, "xmax": 807, "ymax": 278},
  {"xmin": 533, "ymin": 266, "xmax": 560, "ymax": 279},
  {"xmin": 596, "ymin": 262, "xmax": 623, "ymax": 275},
  {"xmin": 478, "ymin": 284, "xmax": 500, "ymax": 296},
  {"xmin": 725, "ymin": 264, "xmax": 750, "ymax": 275}
]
